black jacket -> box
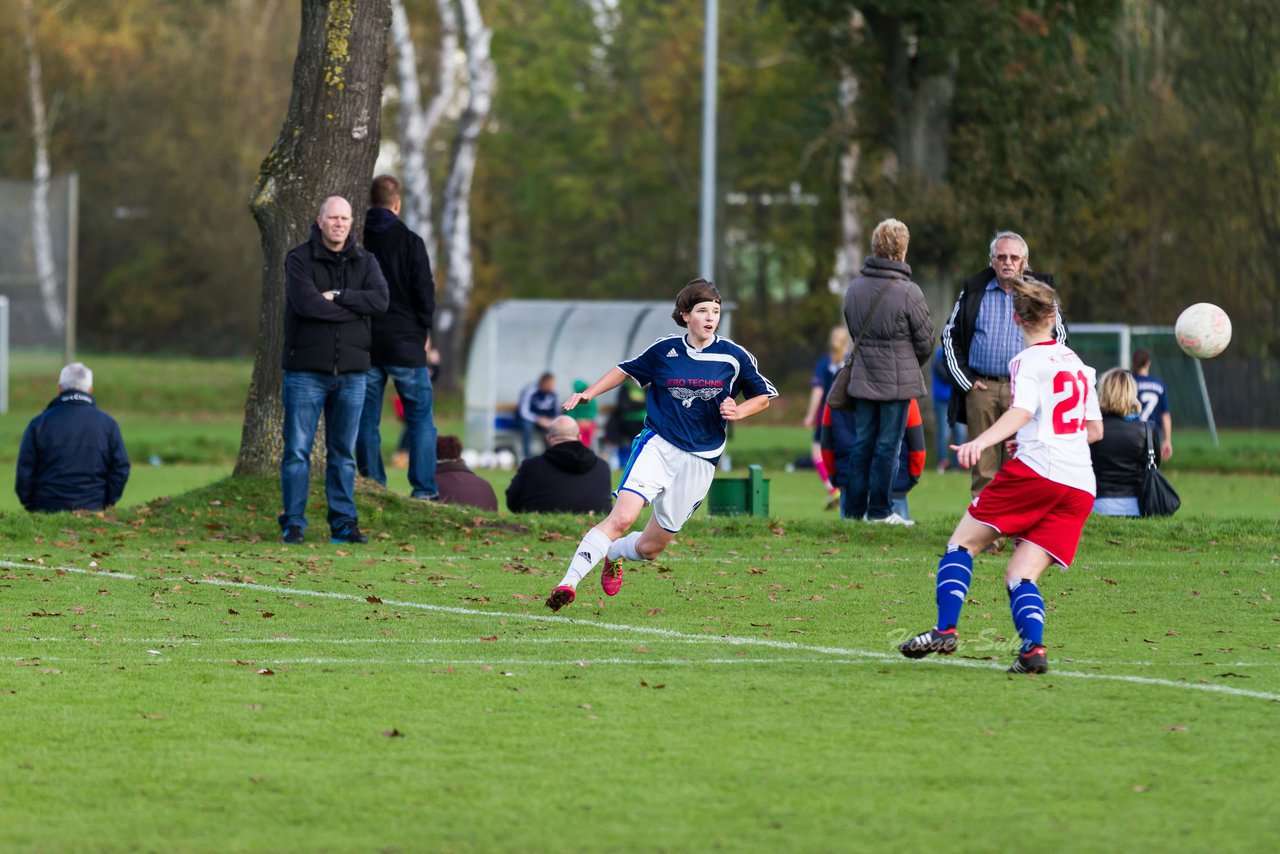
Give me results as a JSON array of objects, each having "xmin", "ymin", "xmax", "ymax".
[
  {"xmin": 16, "ymin": 390, "xmax": 131, "ymax": 512},
  {"xmin": 282, "ymin": 224, "xmax": 389, "ymax": 374},
  {"xmin": 505, "ymin": 441, "xmax": 613, "ymax": 514},
  {"xmin": 363, "ymin": 207, "xmax": 436, "ymax": 367},
  {"xmin": 1090, "ymin": 415, "xmax": 1149, "ymax": 498},
  {"xmin": 940, "ymin": 266, "xmax": 1064, "ymax": 426}
]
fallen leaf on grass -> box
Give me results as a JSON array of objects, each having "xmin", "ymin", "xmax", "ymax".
[
  {"xmin": 382, "ymin": 728, "xmax": 405, "ymax": 738},
  {"xmin": 1167, "ymin": 725, "xmax": 1188, "ymax": 731},
  {"xmin": 479, "ymin": 635, "xmax": 499, "ymax": 642},
  {"xmin": 365, "ymin": 595, "xmax": 383, "ymax": 604},
  {"xmin": 140, "ymin": 713, "xmax": 166, "ymax": 719},
  {"xmin": 261, "ymin": 612, "xmax": 275, "ymax": 619},
  {"xmin": 646, "ymin": 608, "xmax": 663, "ymax": 616},
  {"xmin": 257, "ymin": 669, "xmax": 274, "ymax": 676}
]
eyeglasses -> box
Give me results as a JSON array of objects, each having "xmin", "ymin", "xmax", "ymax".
[{"xmin": 993, "ymin": 254, "xmax": 1024, "ymax": 263}]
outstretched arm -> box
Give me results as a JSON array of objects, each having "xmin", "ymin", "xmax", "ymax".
[{"xmin": 562, "ymin": 367, "xmax": 629, "ymax": 411}]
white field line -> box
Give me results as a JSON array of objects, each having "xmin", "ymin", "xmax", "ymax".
[
  {"xmin": 4, "ymin": 558, "xmax": 1277, "ymax": 703},
  {"xmin": 8, "ymin": 655, "xmax": 879, "ymax": 667},
  {"xmin": 9, "ymin": 636, "xmax": 1276, "ymax": 670}
]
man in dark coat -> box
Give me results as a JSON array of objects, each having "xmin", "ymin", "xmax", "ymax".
[
  {"xmin": 356, "ymin": 175, "xmax": 439, "ymax": 500},
  {"xmin": 506, "ymin": 416, "xmax": 612, "ymax": 514},
  {"xmin": 940, "ymin": 231, "xmax": 1065, "ymax": 497},
  {"xmin": 16, "ymin": 362, "xmax": 130, "ymax": 513},
  {"xmin": 279, "ymin": 195, "xmax": 389, "ymax": 545}
]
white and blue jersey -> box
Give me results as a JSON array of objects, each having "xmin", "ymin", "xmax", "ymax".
[{"xmin": 618, "ymin": 334, "xmax": 777, "ymax": 464}]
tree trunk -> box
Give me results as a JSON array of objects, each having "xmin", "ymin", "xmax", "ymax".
[
  {"xmin": 435, "ymin": 0, "xmax": 495, "ymax": 393},
  {"xmin": 21, "ymin": 0, "xmax": 66, "ymax": 338},
  {"xmin": 235, "ymin": 0, "xmax": 392, "ymax": 477},
  {"xmin": 873, "ymin": 11, "xmax": 958, "ymax": 189},
  {"xmin": 390, "ymin": 0, "xmax": 458, "ymax": 256},
  {"xmin": 832, "ymin": 52, "xmax": 863, "ymax": 293}
]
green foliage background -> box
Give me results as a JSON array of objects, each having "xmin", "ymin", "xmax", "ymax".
[{"xmin": 1, "ymin": 0, "xmax": 1277, "ymax": 414}]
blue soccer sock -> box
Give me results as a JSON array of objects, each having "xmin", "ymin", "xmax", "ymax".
[
  {"xmin": 1008, "ymin": 579, "xmax": 1046, "ymax": 652},
  {"xmin": 935, "ymin": 545, "xmax": 973, "ymax": 632}
]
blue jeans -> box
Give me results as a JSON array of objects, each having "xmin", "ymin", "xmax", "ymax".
[
  {"xmin": 279, "ymin": 370, "xmax": 366, "ymax": 535},
  {"xmin": 518, "ymin": 419, "xmax": 545, "ymax": 459},
  {"xmin": 844, "ymin": 398, "xmax": 909, "ymax": 521},
  {"xmin": 933, "ymin": 397, "xmax": 967, "ymax": 469},
  {"xmin": 356, "ymin": 365, "xmax": 438, "ymax": 498}
]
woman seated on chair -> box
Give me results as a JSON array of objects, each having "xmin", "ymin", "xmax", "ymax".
[{"xmin": 1089, "ymin": 368, "xmax": 1149, "ymax": 517}]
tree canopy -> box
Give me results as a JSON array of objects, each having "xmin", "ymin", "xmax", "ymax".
[{"xmin": 1, "ymin": 0, "xmax": 1276, "ymax": 407}]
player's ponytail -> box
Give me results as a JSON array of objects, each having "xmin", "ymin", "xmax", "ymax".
[{"xmin": 1011, "ymin": 276, "xmax": 1058, "ymax": 331}]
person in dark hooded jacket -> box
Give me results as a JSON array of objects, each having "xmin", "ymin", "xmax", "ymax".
[
  {"xmin": 506, "ymin": 416, "xmax": 612, "ymax": 514},
  {"xmin": 356, "ymin": 174, "xmax": 439, "ymax": 500},
  {"xmin": 16, "ymin": 362, "xmax": 130, "ymax": 513}
]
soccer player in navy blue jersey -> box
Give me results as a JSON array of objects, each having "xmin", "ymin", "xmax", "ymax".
[
  {"xmin": 1132, "ymin": 348, "xmax": 1173, "ymax": 461},
  {"xmin": 544, "ymin": 278, "xmax": 778, "ymax": 611}
]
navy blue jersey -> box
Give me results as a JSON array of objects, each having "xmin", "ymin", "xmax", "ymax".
[
  {"xmin": 618, "ymin": 334, "xmax": 777, "ymax": 461},
  {"xmin": 1135, "ymin": 375, "xmax": 1169, "ymax": 424}
]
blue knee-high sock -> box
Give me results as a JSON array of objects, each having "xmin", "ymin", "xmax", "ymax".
[
  {"xmin": 935, "ymin": 546, "xmax": 973, "ymax": 631},
  {"xmin": 1008, "ymin": 579, "xmax": 1046, "ymax": 652}
]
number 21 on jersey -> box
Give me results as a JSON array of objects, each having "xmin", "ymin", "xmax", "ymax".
[{"xmin": 1052, "ymin": 371, "xmax": 1090, "ymax": 434}]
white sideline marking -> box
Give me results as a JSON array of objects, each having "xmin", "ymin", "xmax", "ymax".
[
  {"xmin": 9, "ymin": 655, "xmax": 875, "ymax": 667},
  {"xmin": 4, "ymin": 558, "xmax": 1277, "ymax": 703},
  {"xmin": 10, "ymin": 637, "xmax": 1277, "ymax": 669}
]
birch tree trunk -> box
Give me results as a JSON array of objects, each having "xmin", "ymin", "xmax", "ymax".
[
  {"xmin": 389, "ymin": 0, "xmax": 458, "ymax": 256},
  {"xmin": 20, "ymin": 0, "xmax": 66, "ymax": 338},
  {"xmin": 435, "ymin": 0, "xmax": 494, "ymax": 392},
  {"xmin": 831, "ymin": 59, "xmax": 863, "ymax": 293},
  {"xmin": 235, "ymin": 0, "xmax": 391, "ymax": 477}
]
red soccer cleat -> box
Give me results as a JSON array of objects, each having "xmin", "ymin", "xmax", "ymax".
[
  {"xmin": 600, "ymin": 558, "xmax": 623, "ymax": 597},
  {"xmin": 545, "ymin": 585, "xmax": 576, "ymax": 612}
]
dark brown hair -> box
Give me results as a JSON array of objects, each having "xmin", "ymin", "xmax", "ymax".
[
  {"xmin": 1132, "ymin": 348, "xmax": 1151, "ymax": 372},
  {"xmin": 671, "ymin": 278, "xmax": 721, "ymax": 327},
  {"xmin": 436, "ymin": 434, "xmax": 463, "ymax": 460},
  {"xmin": 370, "ymin": 174, "xmax": 401, "ymax": 208}
]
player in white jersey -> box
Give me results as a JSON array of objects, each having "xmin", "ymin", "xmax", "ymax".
[
  {"xmin": 544, "ymin": 278, "xmax": 778, "ymax": 611},
  {"xmin": 899, "ymin": 276, "xmax": 1102, "ymax": 674}
]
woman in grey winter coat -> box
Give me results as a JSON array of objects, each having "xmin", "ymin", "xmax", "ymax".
[{"xmin": 839, "ymin": 218, "xmax": 935, "ymax": 523}]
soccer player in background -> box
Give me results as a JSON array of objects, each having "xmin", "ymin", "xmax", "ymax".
[
  {"xmin": 899, "ymin": 277, "xmax": 1102, "ymax": 674},
  {"xmin": 1132, "ymin": 348, "xmax": 1173, "ymax": 461},
  {"xmin": 543, "ymin": 278, "xmax": 778, "ymax": 611}
]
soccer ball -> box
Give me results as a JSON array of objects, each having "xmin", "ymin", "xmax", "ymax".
[{"xmin": 1174, "ymin": 303, "xmax": 1232, "ymax": 359}]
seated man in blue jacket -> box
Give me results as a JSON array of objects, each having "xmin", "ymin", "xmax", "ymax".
[{"xmin": 16, "ymin": 362, "xmax": 131, "ymax": 513}]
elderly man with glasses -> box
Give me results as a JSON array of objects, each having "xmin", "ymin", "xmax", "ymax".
[{"xmin": 940, "ymin": 231, "xmax": 1068, "ymax": 498}]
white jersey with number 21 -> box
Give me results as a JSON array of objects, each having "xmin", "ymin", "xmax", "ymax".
[{"xmin": 1008, "ymin": 340, "xmax": 1101, "ymax": 495}]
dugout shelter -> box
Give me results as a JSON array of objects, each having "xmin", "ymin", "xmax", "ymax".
[{"xmin": 464, "ymin": 299, "xmax": 732, "ymax": 456}]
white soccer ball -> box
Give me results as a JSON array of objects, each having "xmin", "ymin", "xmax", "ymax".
[{"xmin": 1174, "ymin": 303, "xmax": 1232, "ymax": 359}]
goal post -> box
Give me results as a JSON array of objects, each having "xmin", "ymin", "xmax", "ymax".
[{"xmin": 1069, "ymin": 323, "xmax": 1218, "ymax": 446}]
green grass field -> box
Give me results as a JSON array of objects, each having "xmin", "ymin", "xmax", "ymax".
[{"xmin": 2, "ymin": 353, "xmax": 1278, "ymax": 852}]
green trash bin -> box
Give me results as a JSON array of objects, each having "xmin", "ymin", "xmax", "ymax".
[{"xmin": 706, "ymin": 465, "xmax": 769, "ymax": 517}]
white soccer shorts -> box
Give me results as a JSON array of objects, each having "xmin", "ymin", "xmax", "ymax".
[{"xmin": 617, "ymin": 432, "xmax": 715, "ymax": 533}]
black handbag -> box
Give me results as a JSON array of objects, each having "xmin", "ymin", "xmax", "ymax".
[
  {"xmin": 1138, "ymin": 421, "xmax": 1180, "ymax": 517},
  {"xmin": 826, "ymin": 283, "xmax": 895, "ymax": 412}
]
